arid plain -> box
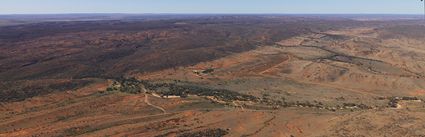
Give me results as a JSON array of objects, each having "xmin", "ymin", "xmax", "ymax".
[{"xmin": 0, "ymin": 15, "xmax": 425, "ymax": 137}]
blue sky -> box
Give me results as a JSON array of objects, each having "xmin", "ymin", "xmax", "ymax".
[{"xmin": 0, "ymin": 0, "xmax": 423, "ymax": 14}]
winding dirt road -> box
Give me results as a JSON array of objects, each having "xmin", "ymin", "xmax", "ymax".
[
  {"xmin": 144, "ymin": 94, "xmax": 167, "ymax": 114},
  {"xmin": 141, "ymin": 87, "xmax": 167, "ymax": 114}
]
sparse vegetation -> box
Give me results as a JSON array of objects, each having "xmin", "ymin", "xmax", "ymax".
[
  {"xmin": 114, "ymin": 77, "xmax": 258, "ymax": 102},
  {"xmin": 112, "ymin": 77, "xmax": 373, "ymax": 111},
  {"xmin": 202, "ymin": 68, "xmax": 215, "ymax": 74},
  {"xmin": 1, "ymin": 14, "xmax": 425, "ymax": 137},
  {"xmin": 178, "ymin": 128, "xmax": 229, "ymax": 137},
  {"xmin": 388, "ymin": 96, "xmax": 420, "ymax": 108},
  {"xmin": 63, "ymin": 126, "xmax": 100, "ymax": 136},
  {"xmin": 0, "ymin": 79, "xmax": 93, "ymax": 102}
]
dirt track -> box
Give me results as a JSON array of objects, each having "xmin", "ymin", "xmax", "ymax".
[{"xmin": 144, "ymin": 94, "xmax": 167, "ymax": 114}]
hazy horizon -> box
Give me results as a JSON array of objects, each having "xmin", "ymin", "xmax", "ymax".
[
  {"xmin": 1, "ymin": 0, "xmax": 424, "ymax": 15},
  {"xmin": 0, "ymin": 13, "xmax": 424, "ymax": 15}
]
